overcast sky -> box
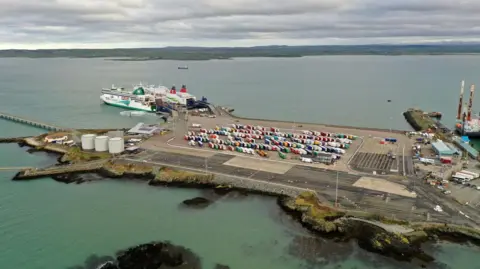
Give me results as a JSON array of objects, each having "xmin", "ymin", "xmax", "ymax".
[{"xmin": 0, "ymin": 0, "xmax": 479, "ymax": 49}]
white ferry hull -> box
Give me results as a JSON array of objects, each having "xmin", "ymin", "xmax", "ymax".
[{"xmin": 100, "ymin": 94, "xmax": 155, "ymax": 112}]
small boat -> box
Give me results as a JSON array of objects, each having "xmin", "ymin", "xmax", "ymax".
[{"xmin": 178, "ymin": 66, "xmax": 188, "ymax": 70}]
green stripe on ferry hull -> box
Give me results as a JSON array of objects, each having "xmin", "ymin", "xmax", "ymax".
[{"xmin": 103, "ymin": 101, "xmax": 154, "ymax": 112}]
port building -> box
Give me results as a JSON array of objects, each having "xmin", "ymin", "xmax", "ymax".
[
  {"xmin": 127, "ymin": 123, "xmax": 164, "ymax": 135},
  {"xmin": 452, "ymin": 136, "xmax": 479, "ymax": 159},
  {"xmin": 431, "ymin": 140, "xmax": 458, "ymax": 156}
]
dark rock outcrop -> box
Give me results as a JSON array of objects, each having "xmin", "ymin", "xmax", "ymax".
[
  {"xmin": 26, "ymin": 148, "xmax": 42, "ymax": 153},
  {"xmin": 71, "ymin": 241, "xmax": 234, "ymax": 269},
  {"xmin": 182, "ymin": 197, "xmax": 212, "ymax": 208},
  {"xmin": 96, "ymin": 241, "xmax": 202, "ymax": 269},
  {"xmin": 277, "ymin": 194, "xmax": 434, "ymax": 264}
]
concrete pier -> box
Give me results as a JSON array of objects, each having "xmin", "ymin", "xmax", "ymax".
[
  {"xmin": 0, "ymin": 167, "xmax": 34, "ymax": 171},
  {"xmin": 13, "ymin": 160, "xmax": 107, "ymax": 180},
  {"xmin": 0, "ymin": 136, "xmax": 29, "ymax": 143},
  {"xmin": 0, "ymin": 112, "xmax": 69, "ymax": 131}
]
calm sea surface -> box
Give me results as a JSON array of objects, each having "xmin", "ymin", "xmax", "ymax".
[{"xmin": 1, "ymin": 56, "xmax": 480, "ymax": 269}]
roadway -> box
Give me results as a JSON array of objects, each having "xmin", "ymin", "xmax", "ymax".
[
  {"xmin": 124, "ymin": 150, "xmax": 450, "ymax": 223},
  {"xmin": 143, "ymin": 110, "xmax": 473, "ymax": 225}
]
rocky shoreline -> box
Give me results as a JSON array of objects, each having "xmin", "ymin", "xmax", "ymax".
[
  {"xmin": 278, "ymin": 191, "xmax": 480, "ymax": 266},
  {"xmin": 9, "ymin": 138, "xmax": 480, "ymax": 265}
]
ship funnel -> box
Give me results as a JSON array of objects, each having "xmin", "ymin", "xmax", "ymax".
[
  {"xmin": 180, "ymin": 85, "xmax": 187, "ymax": 93},
  {"xmin": 170, "ymin": 86, "xmax": 176, "ymax": 94},
  {"xmin": 467, "ymin": 84, "xmax": 475, "ymax": 121},
  {"xmin": 457, "ymin": 80, "xmax": 465, "ymax": 120}
]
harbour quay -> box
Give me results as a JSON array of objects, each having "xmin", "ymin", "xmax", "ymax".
[
  {"xmin": 2, "ymin": 106, "xmax": 478, "ymax": 225},
  {"xmin": 144, "ymin": 106, "xmax": 415, "ymax": 176}
]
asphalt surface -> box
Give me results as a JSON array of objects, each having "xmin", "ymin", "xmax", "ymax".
[
  {"xmin": 139, "ymin": 111, "xmax": 476, "ymax": 226},
  {"xmin": 126, "ymin": 150, "xmax": 452, "ymax": 222},
  {"xmin": 350, "ymin": 152, "xmax": 415, "ymax": 176}
]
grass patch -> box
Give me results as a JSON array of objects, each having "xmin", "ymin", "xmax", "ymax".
[
  {"xmin": 154, "ymin": 167, "xmax": 214, "ymax": 183},
  {"xmin": 294, "ymin": 191, "xmax": 345, "ymax": 221},
  {"xmin": 408, "ymin": 110, "xmax": 436, "ymax": 131},
  {"xmin": 366, "ymin": 213, "xmax": 410, "ymax": 226},
  {"xmin": 64, "ymin": 147, "xmax": 111, "ymax": 163},
  {"xmin": 104, "ymin": 161, "xmax": 153, "ymax": 174}
]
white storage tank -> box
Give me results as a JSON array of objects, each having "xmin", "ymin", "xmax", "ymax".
[
  {"xmin": 108, "ymin": 137, "xmax": 124, "ymax": 154},
  {"xmin": 94, "ymin": 136, "xmax": 109, "ymax": 152},
  {"xmin": 81, "ymin": 134, "xmax": 96, "ymax": 150}
]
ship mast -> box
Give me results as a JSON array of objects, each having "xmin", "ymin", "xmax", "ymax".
[
  {"xmin": 467, "ymin": 84, "xmax": 475, "ymax": 121},
  {"xmin": 457, "ymin": 80, "xmax": 465, "ymax": 120}
]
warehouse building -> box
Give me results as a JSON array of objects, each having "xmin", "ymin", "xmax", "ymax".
[
  {"xmin": 453, "ymin": 136, "xmax": 479, "ymax": 159},
  {"xmin": 432, "ymin": 140, "xmax": 458, "ymax": 156}
]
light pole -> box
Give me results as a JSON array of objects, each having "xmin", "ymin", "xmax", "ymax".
[
  {"xmin": 205, "ymin": 157, "xmax": 208, "ymax": 174},
  {"xmin": 335, "ymin": 170, "xmax": 339, "ymax": 207}
]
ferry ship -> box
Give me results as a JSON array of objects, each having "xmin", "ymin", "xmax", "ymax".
[{"xmin": 100, "ymin": 84, "xmax": 197, "ymax": 112}]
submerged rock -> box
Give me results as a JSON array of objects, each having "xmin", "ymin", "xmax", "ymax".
[
  {"xmin": 214, "ymin": 264, "xmax": 230, "ymax": 269},
  {"xmin": 97, "ymin": 241, "xmax": 202, "ymax": 269},
  {"xmin": 51, "ymin": 173, "xmax": 84, "ymax": 184},
  {"xmin": 67, "ymin": 254, "xmax": 115, "ymax": 269},
  {"xmin": 182, "ymin": 197, "xmax": 212, "ymax": 208},
  {"xmin": 26, "ymin": 148, "xmax": 41, "ymax": 153},
  {"xmin": 72, "ymin": 241, "xmax": 233, "ymax": 269},
  {"xmin": 97, "ymin": 262, "xmax": 118, "ymax": 269}
]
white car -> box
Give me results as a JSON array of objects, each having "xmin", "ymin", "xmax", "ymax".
[{"xmin": 434, "ymin": 205, "xmax": 443, "ymax": 212}]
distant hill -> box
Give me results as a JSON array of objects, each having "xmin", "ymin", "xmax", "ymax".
[{"xmin": 1, "ymin": 44, "xmax": 480, "ymax": 60}]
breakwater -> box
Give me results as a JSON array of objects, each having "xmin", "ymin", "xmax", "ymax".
[
  {"xmin": 11, "ymin": 159, "xmax": 306, "ymax": 198},
  {"xmin": 0, "ymin": 136, "xmax": 29, "ymax": 143},
  {"xmin": 0, "ymin": 111, "xmax": 69, "ymax": 131},
  {"xmin": 13, "ymin": 160, "xmax": 107, "ymax": 180}
]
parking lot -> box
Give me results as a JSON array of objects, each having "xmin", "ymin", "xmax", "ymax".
[{"xmin": 447, "ymin": 175, "xmax": 480, "ymax": 205}]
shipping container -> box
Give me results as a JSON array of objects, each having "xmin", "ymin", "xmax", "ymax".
[
  {"xmin": 440, "ymin": 157, "xmax": 452, "ymax": 164},
  {"xmin": 458, "ymin": 170, "xmax": 479, "ymax": 178}
]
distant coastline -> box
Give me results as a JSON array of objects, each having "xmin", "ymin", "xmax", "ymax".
[{"xmin": 2, "ymin": 44, "xmax": 480, "ymax": 61}]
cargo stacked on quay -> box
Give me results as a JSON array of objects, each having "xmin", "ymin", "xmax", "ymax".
[{"xmin": 184, "ymin": 123, "xmax": 358, "ymax": 164}]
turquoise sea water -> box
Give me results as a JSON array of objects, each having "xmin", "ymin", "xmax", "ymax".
[{"xmin": 1, "ymin": 56, "xmax": 480, "ymax": 269}]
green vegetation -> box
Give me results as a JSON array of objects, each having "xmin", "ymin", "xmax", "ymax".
[
  {"xmin": 63, "ymin": 147, "xmax": 111, "ymax": 163},
  {"xmin": 412, "ymin": 223, "xmax": 480, "ymax": 240},
  {"xmin": 365, "ymin": 213, "xmax": 410, "ymax": 226},
  {"xmin": 154, "ymin": 167, "xmax": 214, "ymax": 184},
  {"xmin": 287, "ymin": 191, "xmax": 345, "ymax": 233},
  {"xmin": 103, "ymin": 161, "xmax": 153, "ymax": 174},
  {"xmin": 294, "ymin": 191, "xmax": 345, "ymax": 219},
  {"xmin": 3, "ymin": 45, "xmax": 480, "ymax": 60},
  {"xmin": 403, "ymin": 109, "xmax": 436, "ymax": 131}
]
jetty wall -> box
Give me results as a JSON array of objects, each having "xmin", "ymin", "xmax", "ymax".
[{"xmin": 0, "ymin": 112, "xmax": 69, "ymax": 131}]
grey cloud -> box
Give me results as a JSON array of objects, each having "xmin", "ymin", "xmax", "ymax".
[{"xmin": 0, "ymin": 0, "xmax": 479, "ymax": 48}]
